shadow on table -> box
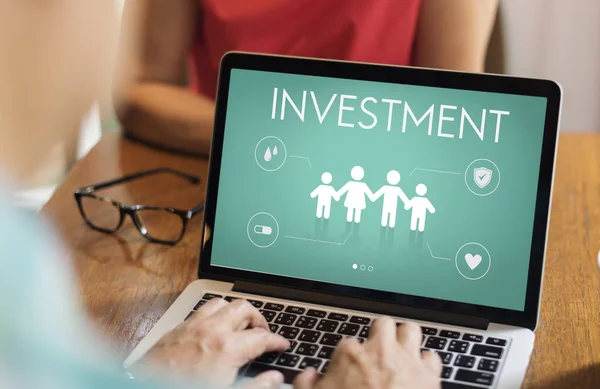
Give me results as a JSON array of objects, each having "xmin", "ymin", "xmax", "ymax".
[
  {"xmin": 528, "ymin": 364, "xmax": 600, "ymax": 389},
  {"xmin": 75, "ymin": 233, "xmax": 170, "ymax": 276}
]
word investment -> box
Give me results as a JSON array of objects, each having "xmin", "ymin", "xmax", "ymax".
[{"xmin": 271, "ymin": 88, "xmax": 510, "ymax": 143}]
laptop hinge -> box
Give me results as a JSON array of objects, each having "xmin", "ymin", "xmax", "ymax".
[{"xmin": 233, "ymin": 281, "xmax": 489, "ymax": 330}]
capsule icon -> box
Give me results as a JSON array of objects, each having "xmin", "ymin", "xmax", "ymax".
[{"xmin": 254, "ymin": 225, "xmax": 273, "ymax": 235}]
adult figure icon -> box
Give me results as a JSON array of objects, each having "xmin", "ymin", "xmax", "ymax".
[
  {"xmin": 310, "ymin": 172, "xmax": 340, "ymax": 219},
  {"xmin": 373, "ymin": 170, "xmax": 410, "ymax": 228},
  {"xmin": 336, "ymin": 166, "xmax": 376, "ymax": 223}
]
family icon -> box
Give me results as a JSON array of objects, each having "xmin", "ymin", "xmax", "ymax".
[{"xmin": 310, "ymin": 166, "xmax": 436, "ymax": 232}]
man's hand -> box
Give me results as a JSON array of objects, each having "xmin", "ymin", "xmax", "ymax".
[
  {"xmin": 295, "ymin": 318, "xmax": 442, "ymax": 389},
  {"xmin": 137, "ymin": 298, "xmax": 289, "ymax": 388}
]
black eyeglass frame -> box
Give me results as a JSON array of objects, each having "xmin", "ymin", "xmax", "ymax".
[{"xmin": 74, "ymin": 168, "xmax": 204, "ymax": 245}]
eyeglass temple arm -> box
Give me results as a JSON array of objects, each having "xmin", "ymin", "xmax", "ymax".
[
  {"xmin": 190, "ymin": 203, "xmax": 205, "ymax": 217},
  {"xmin": 77, "ymin": 168, "xmax": 200, "ymax": 192}
]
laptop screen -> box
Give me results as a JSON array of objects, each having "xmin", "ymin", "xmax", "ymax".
[{"xmin": 210, "ymin": 68, "xmax": 548, "ymax": 312}]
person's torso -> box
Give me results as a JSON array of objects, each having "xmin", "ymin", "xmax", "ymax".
[{"xmin": 190, "ymin": 0, "xmax": 422, "ymax": 99}]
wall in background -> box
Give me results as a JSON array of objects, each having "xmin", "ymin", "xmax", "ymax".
[{"xmin": 488, "ymin": 0, "xmax": 600, "ymax": 132}]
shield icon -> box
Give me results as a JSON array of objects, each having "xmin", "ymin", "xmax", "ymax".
[{"xmin": 474, "ymin": 167, "xmax": 492, "ymax": 188}]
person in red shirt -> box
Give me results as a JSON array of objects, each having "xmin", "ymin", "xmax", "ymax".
[{"xmin": 116, "ymin": 0, "xmax": 498, "ymax": 156}]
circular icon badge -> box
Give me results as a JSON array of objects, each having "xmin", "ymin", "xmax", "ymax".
[
  {"xmin": 255, "ymin": 136, "xmax": 287, "ymax": 172},
  {"xmin": 464, "ymin": 159, "xmax": 500, "ymax": 196},
  {"xmin": 247, "ymin": 212, "xmax": 279, "ymax": 248},
  {"xmin": 455, "ymin": 242, "xmax": 491, "ymax": 280}
]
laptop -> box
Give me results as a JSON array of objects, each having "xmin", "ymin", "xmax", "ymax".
[{"xmin": 124, "ymin": 52, "xmax": 562, "ymax": 388}]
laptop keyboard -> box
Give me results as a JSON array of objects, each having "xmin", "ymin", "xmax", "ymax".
[{"xmin": 186, "ymin": 293, "xmax": 509, "ymax": 388}]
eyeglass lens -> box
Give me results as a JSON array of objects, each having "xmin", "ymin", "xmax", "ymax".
[
  {"xmin": 135, "ymin": 209, "xmax": 185, "ymax": 242},
  {"xmin": 80, "ymin": 196, "xmax": 121, "ymax": 231}
]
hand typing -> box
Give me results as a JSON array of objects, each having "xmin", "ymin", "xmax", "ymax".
[
  {"xmin": 136, "ymin": 298, "xmax": 289, "ymax": 389},
  {"xmin": 295, "ymin": 318, "xmax": 442, "ymax": 389}
]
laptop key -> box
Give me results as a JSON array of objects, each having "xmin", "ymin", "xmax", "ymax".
[
  {"xmin": 478, "ymin": 358, "xmax": 499, "ymax": 372},
  {"xmin": 247, "ymin": 299, "xmax": 264, "ymax": 308},
  {"xmin": 486, "ymin": 337, "xmax": 507, "ymax": 347},
  {"xmin": 245, "ymin": 363, "xmax": 300, "ymax": 384},
  {"xmin": 471, "ymin": 344, "xmax": 503, "ymax": 359},
  {"xmin": 256, "ymin": 352, "xmax": 279, "ymax": 364},
  {"xmin": 185, "ymin": 311, "xmax": 194, "ymax": 321},
  {"xmin": 448, "ymin": 340, "xmax": 469, "ymax": 354},
  {"xmin": 463, "ymin": 334, "xmax": 483, "ymax": 343},
  {"xmin": 320, "ymin": 333, "xmax": 343, "ymax": 346},
  {"xmin": 440, "ymin": 330, "xmax": 461, "ymax": 339},
  {"xmin": 441, "ymin": 366, "xmax": 453, "ymax": 379},
  {"xmin": 194, "ymin": 300, "xmax": 208, "ymax": 310},
  {"xmin": 202, "ymin": 293, "xmax": 222, "ymax": 300},
  {"xmin": 422, "ymin": 327, "xmax": 438, "ymax": 335},
  {"xmin": 436, "ymin": 351, "xmax": 453, "ymax": 365},
  {"xmin": 454, "ymin": 355, "xmax": 476, "ymax": 368},
  {"xmin": 278, "ymin": 326, "xmax": 300, "ymax": 340},
  {"xmin": 286, "ymin": 341, "xmax": 298, "ymax": 353},
  {"xmin": 455, "ymin": 369, "xmax": 494, "ymax": 386},
  {"xmin": 265, "ymin": 303, "xmax": 284, "ymax": 311},
  {"xmin": 318, "ymin": 346, "xmax": 335, "ymax": 359},
  {"xmin": 299, "ymin": 330, "xmax": 321, "ymax": 343},
  {"xmin": 269, "ymin": 324, "xmax": 279, "ymax": 333},
  {"xmin": 275, "ymin": 313, "xmax": 297, "ymax": 326},
  {"xmin": 296, "ymin": 316, "xmax": 318, "ymax": 329},
  {"xmin": 349, "ymin": 316, "xmax": 370, "ymax": 325},
  {"xmin": 442, "ymin": 383, "xmax": 483, "ymax": 389},
  {"xmin": 321, "ymin": 361, "xmax": 330, "ymax": 373},
  {"xmin": 285, "ymin": 306, "xmax": 306, "ymax": 315},
  {"xmin": 276, "ymin": 353, "xmax": 300, "ymax": 368},
  {"xmin": 306, "ymin": 309, "xmax": 327, "ymax": 318},
  {"xmin": 317, "ymin": 319, "xmax": 339, "ymax": 332},
  {"xmin": 296, "ymin": 343, "xmax": 319, "ymax": 356},
  {"xmin": 338, "ymin": 323, "xmax": 360, "ymax": 336},
  {"xmin": 359, "ymin": 326, "xmax": 370, "ymax": 338},
  {"xmin": 328, "ymin": 313, "xmax": 349, "ymax": 321},
  {"xmin": 343, "ymin": 335, "xmax": 364, "ymax": 344},
  {"xmin": 425, "ymin": 337, "xmax": 448, "ymax": 350},
  {"xmin": 260, "ymin": 309, "xmax": 277, "ymax": 322},
  {"xmin": 300, "ymin": 357, "xmax": 322, "ymax": 370},
  {"xmin": 224, "ymin": 296, "xmax": 239, "ymax": 302}
]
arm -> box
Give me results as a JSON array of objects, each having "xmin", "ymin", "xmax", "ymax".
[
  {"xmin": 412, "ymin": 0, "xmax": 499, "ymax": 73},
  {"xmin": 310, "ymin": 187, "xmax": 320, "ymax": 198},
  {"xmin": 426, "ymin": 200, "xmax": 436, "ymax": 214},
  {"xmin": 372, "ymin": 187, "xmax": 384, "ymax": 201},
  {"xmin": 404, "ymin": 198, "xmax": 413, "ymax": 210},
  {"xmin": 365, "ymin": 186, "xmax": 377, "ymax": 202},
  {"xmin": 330, "ymin": 187, "xmax": 341, "ymax": 201},
  {"xmin": 397, "ymin": 188, "xmax": 410, "ymax": 206},
  {"xmin": 336, "ymin": 183, "xmax": 351, "ymax": 198},
  {"xmin": 113, "ymin": 0, "xmax": 215, "ymax": 157}
]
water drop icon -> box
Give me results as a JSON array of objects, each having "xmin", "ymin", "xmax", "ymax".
[
  {"xmin": 264, "ymin": 147, "xmax": 272, "ymax": 162},
  {"xmin": 273, "ymin": 146, "xmax": 279, "ymax": 156}
]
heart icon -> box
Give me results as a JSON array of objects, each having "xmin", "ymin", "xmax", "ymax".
[{"xmin": 465, "ymin": 253, "xmax": 482, "ymax": 270}]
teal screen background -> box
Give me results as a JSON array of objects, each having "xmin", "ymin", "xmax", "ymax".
[{"xmin": 211, "ymin": 69, "xmax": 548, "ymax": 311}]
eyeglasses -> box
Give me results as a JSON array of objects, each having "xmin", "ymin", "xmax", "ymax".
[{"xmin": 74, "ymin": 168, "xmax": 204, "ymax": 245}]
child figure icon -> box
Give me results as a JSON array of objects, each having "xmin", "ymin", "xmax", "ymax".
[
  {"xmin": 310, "ymin": 172, "xmax": 340, "ymax": 219},
  {"xmin": 405, "ymin": 184, "xmax": 436, "ymax": 232}
]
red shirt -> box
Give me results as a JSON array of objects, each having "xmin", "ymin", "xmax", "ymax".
[{"xmin": 190, "ymin": 0, "xmax": 422, "ymax": 100}]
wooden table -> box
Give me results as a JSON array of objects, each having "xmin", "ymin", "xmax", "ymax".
[{"xmin": 42, "ymin": 132, "xmax": 600, "ymax": 388}]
